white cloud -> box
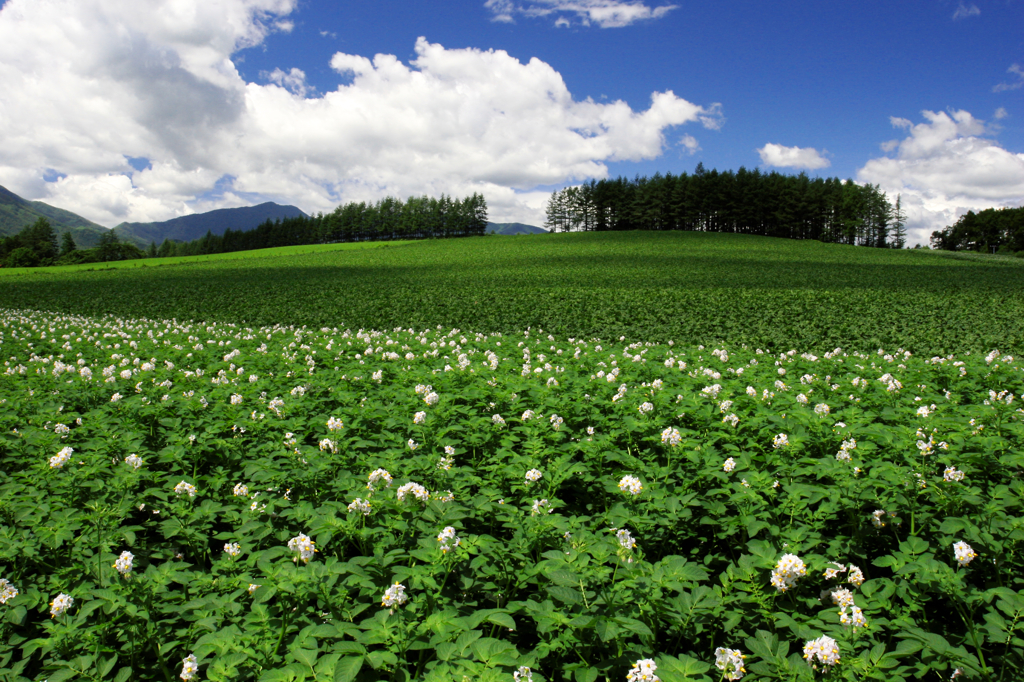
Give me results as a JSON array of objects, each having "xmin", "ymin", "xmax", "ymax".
[
  {"xmin": 952, "ymin": 2, "xmax": 980, "ymax": 20},
  {"xmin": 0, "ymin": 0, "xmax": 718, "ymax": 228},
  {"xmin": 994, "ymin": 107, "xmax": 1008, "ymax": 119},
  {"xmin": 757, "ymin": 143, "xmax": 830, "ymax": 170},
  {"xmin": 857, "ymin": 110, "xmax": 1024, "ymax": 246},
  {"xmin": 485, "ymin": 0, "xmax": 677, "ymax": 28},
  {"xmin": 993, "ymin": 63, "xmax": 1024, "ymax": 92}
]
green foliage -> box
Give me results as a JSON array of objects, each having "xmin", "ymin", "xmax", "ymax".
[
  {"xmin": 1, "ymin": 231, "xmax": 1024, "ymax": 355},
  {"xmin": 0, "ymin": 310, "xmax": 1022, "ymax": 682},
  {"xmin": 931, "ymin": 206, "xmax": 1024, "ymax": 253}
]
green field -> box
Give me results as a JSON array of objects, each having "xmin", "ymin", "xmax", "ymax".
[{"xmin": 1, "ymin": 232, "xmax": 1023, "ymax": 354}]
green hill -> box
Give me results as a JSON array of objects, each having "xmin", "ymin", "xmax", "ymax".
[
  {"xmin": 487, "ymin": 221, "xmax": 547, "ymax": 235},
  {"xmin": 0, "ymin": 185, "xmax": 110, "ymax": 248},
  {"xmin": 1, "ymin": 230, "xmax": 1023, "ymax": 354}
]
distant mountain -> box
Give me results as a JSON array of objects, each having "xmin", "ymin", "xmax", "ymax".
[
  {"xmin": 113, "ymin": 202, "xmax": 308, "ymax": 246},
  {"xmin": 0, "ymin": 184, "xmax": 110, "ymax": 248},
  {"xmin": 487, "ymin": 222, "xmax": 547, "ymax": 235}
]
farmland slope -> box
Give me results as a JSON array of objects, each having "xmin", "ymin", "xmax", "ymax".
[{"xmin": 1, "ymin": 231, "xmax": 1022, "ymax": 354}]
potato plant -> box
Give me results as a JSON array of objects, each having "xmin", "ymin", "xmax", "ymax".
[{"xmin": 0, "ymin": 308, "xmax": 1022, "ymax": 682}]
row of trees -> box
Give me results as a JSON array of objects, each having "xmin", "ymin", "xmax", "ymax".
[
  {"xmin": 0, "ymin": 218, "xmax": 144, "ymax": 268},
  {"xmin": 544, "ymin": 164, "xmax": 908, "ymax": 248},
  {"xmin": 155, "ymin": 193, "xmax": 490, "ymax": 258},
  {"xmin": 930, "ymin": 206, "xmax": 1024, "ymax": 252}
]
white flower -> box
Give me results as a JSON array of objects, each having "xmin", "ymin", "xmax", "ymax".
[
  {"xmin": 347, "ymin": 498, "xmax": 372, "ymax": 515},
  {"xmin": 223, "ymin": 542, "xmax": 241, "ymax": 557},
  {"xmin": 492, "ymin": 414, "xmax": 506, "ymax": 426},
  {"xmin": 113, "ymin": 551, "xmax": 134, "ymax": 577},
  {"xmin": 230, "ymin": 394, "xmax": 243, "ymax": 405},
  {"xmin": 319, "ymin": 438, "xmax": 337, "ymax": 453},
  {"xmin": 714, "ymin": 647, "xmax": 746, "ymax": 681},
  {"xmin": 424, "ymin": 391, "xmax": 439, "ymax": 405},
  {"xmin": 397, "ymin": 482, "xmax": 429, "ymax": 503},
  {"xmin": 327, "ymin": 416, "xmax": 344, "ymax": 431},
  {"xmin": 722, "ymin": 413, "xmax": 739, "ymax": 427},
  {"xmin": 549, "ymin": 414, "xmax": 563, "ymax": 430},
  {"xmin": 233, "ymin": 483, "xmax": 249, "ymax": 497},
  {"xmin": 444, "ymin": 445, "xmax": 455, "ymax": 456},
  {"xmin": 796, "ymin": 393, "xmax": 808, "ymax": 404},
  {"xmin": 871, "ymin": 509, "xmax": 886, "ymax": 528},
  {"xmin": 49, "ymin": 446, "xmax": 73, "ymax": 469},
  {"xmin": 110, "ymin": 392, "xmax": 122, "ymax": 402},
  {"xmin": 770, "ymin": 553, "xmax": 807, "ymax": 592},
  {"xmin": 180, "ymin": 654, "xmax": 198, "ymax": 681},
  {"xmin": 831, "ymin": 588, "xmax": 855, "ymax": 608},
  {"xmin": 174, "ymin": 481, "xmax": 197, "ymax": 497},
  {"xmin": 638, "ymin": 402, "xmax": 653, "ymax": 415},
  {"xmin": 525, "ymin": 468, "xmax": 543, "ymax": 483},
  {"xmin": 247, "ymin": 583, "xmax": 261, "ymax": 595},
  {"xmin": 521, "ymin": 409, "xmax": 536, "ymax": 421},
  {"xmin": 268, "ymin": 397, "xmax": 285, "ymax": 414},
  {"xmin": 847, "ymin": 565, "xmax": 865, "ymax": 587},
  {"xmin": 617, "ymin": 528, "xmax": 637, "ymax": 550},
  {"xmin": 814, "ymin": 403, "xmax": 830, "ymax": 416},
  {"xmin": 723, "ymin": 457, "xmax": 736, "ymax": 472},
  {"xmin": 50, "ymin": 592, "xmax": 73, "ymax": 618},
  {"xmin": 407, "ymin": 439, "xmax": 418, "ymax": 451},
  {"xmin": 413, "ymin": 411, "xmax": 426, "ymax": 425},
  {"xmin": 944, "ymin": 466, "xmax": 965, "ymax": 482},
  {"xmin": 513, "ymin": 666, "xmax": 533, "ymax": 682},
  {"xmin": 839, "ymin": 605, "xmax": 868, "ymax": 629},
  {"xmin": 531, "ymin": 499, "xmax": 549, "ymax": 516},
  {"xmin": 954, "ymin": 541, "xmax": 977, "ymax": 567},
  {"xmin": 822, "ymin": 563, "xmax": 846, "ymax": 580},
  {"xmin": 367, "ymin": 468, "xmax": 393, "ymax": 491},
  {"xmin": 437, "ymin": 456, "xmax": 454, "ymax": 471},
  {"xmin": 437, "ymin": 526, "xmax": 461, "ymax": 553},
  {"xmin": 124, "ymin": 453, "xmax": 143, "ymax": 469},
  {"xmin": 772, "ymin": 433, "xmax": 789, "ymax": 448},
  {"xmin": 619, "ymin": 475, "xmax": 643, "ymax": 496},
  {"xmin": 660, "ymin": 426, "xmax": 681, "ymax": 446},
  {"xmin": 0, "ymin": 579, "xmax": 18, "ymax": 604},
  {"xmin": 626, "ymin": 658, "xmax": 660, "ymax": 682},
  {"xmin": 287, "ymin": 533, "xmax": 316, "ymax": 564},
  {"xmin": 382, "ymin": 582, "xmax": 408, "ymax": 610},
  {"xmin": 803, "ymin": 635, "xmax": 840, "ymax": 669}
]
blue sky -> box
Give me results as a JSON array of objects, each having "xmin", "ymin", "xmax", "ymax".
[{"xmin": 0, "ymin": 0, "xmax": 1021, "ymax": 244}]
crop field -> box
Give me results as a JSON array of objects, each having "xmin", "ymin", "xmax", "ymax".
[
  {"xmin": 0, "ymin": 232, "xmax": 1023, "ymax": 354},
  {"xmin": 1, "ymin": 233, "xmax": 1023, "ymax": 682},
  {"xmin": 1, "ymin": 303, "xmax": 1023, "ymax": 682}
]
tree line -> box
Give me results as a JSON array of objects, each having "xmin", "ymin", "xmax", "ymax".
[
  {"xmin": 153, "ymin": 193, "xmax": 489, "ymax": 258},
  {"xmin": 544, "ymin": 164, "xmax": 908, "ymax": 248},
  {"xmin": 930, "ymin": 206, "xmax": 1024, "ymax": 253},
  {"xmin": 0, "ymin": 218, "xmax": 142, "ymax": 268}
]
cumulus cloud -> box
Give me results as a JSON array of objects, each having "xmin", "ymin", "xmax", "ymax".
[
  {"xmin": 994, "ymin": 107, "xmax": 1008, "ymax": 119},
  {"xmin": 757, "ymin": 143, "xmax": 830, "ymax": 170},
  {"xmin": 857, "ymin": 110, "xmax": 1024, "ymax": 245},
  {"xmin": 484, "ymin": 0, "xmax": 677, "ymax": 28},
  {"xmin": 952, "ymin": 2, "xmax": 980, "ymax": 20},
  {"xmin": 0, "ymin": 0, "xmax": 716, "ymax": 227},
  {"xmin": 993, "ymin": 63, "xmax": 1024, "ymax": 93}
]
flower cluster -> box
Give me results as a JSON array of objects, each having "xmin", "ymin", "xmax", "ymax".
[
  {"xmin": 944, "ymin": 466, "xmax": 965, "ymax": 482},
  {"xmin": 525, "ymin": 468, "xmax": 543, "ymax": 483},
  {"xmin": 347, "ymin": 498, "xmax": 372, "ymax": 515},
  {"xmin": 723, "ymin": 457, "xmax": 736, "ymax": 472},
  {"xmin": 327, "ymin": 416, "xmax": 344, "ymax": 431},
  {"xmin": 367, "ymin": 468, "xmax": 393, "ymax": 491},
  {"xmin": 836, "ymin": 439, "xmax": 856, "ymax": 462},
  {"xmin": 174, "ymin": 480, "xmax": 197, "ymax": 497},
  {"xmin": 617, "ymin": 528, "xmax": 637, "ymax": 550},
  {"xmin": 660, "ymin": 426, "xmax": 681, "ymax": 446},
  {"xmin": 413, "ymin": 411, "xmax": 426, "ymax": 425},
  {"xmin": 492, "ymin": 414, "xmax": 506, "ymax": 426},
  {"xmin": 513, "ymin": 667, "xmax": 533, "ymax": 682},
  {"xmin": 871, "ymin": 509, "xmax": 887, "ymax": 528},
  {"xmin": 770, "ymin": 553, "xmax": 807, "ymax": 592},
  {"xmin": 437, "ymin": 526, "xmax": 460, "ymax": 553},
  {"xmin": 113, "ymin": 551, "xmax": 134, "ymax": 576},
  {"xmin": 714, "ymin": 647, "xmax": 746, "ymax": 681},
  {"xmin": 180, "ymin": 654, "xmax": 198, "ymax": 681},
  {"xmin": 287, "ymin": 533, "xmax": 316, "ymax": 563},
  {"xmin": 382, "ymin": 582, "xmax": 408, "ymax": 611},
  {"xmin": 50, "ymin": 592, "xmax": 73, "ymax": 618},
  {"xmin": 803, "ymin": 635, "xmax": 841, "ymax": 669},
  {"xmin": 124, "ymin": 453, "xmax": 144, "ymax": 469},
  {"xmin": 397, "ymin": 482, "xmax": 429, "ymax": 503},
  {"xmin": 626, "ymin": 658, "xmax": 660, "ymax": 682},
  {"xmin": 772, "ymin": 433, "xmax": 789, "ymax": 448},
  {"xmin": 50, "ymin": 446, "xmax": 73, "ymax": 469},
  {"xmin": 0, "ymin": 579, "xmax": 18, "ymax": 604},
  {"xmin": 531, "ymin": 499, "xmax": 549, "ymax": 516},
  {"xmin": 233, "ymin": 483, "xmax": 249, "ymax": 497},
  {"xmin": 437, "ymin": 456, "xmax": 454, "ymax": 471},
  {"xmin": 954, "ymin": 541, "xmax": 977, "ymax": 567},
  {"xmin": 619, "ymin": 475, "xmax": 643, "ymax": 496},
  {"xmin": 224, "ymin": 543, "xmax": 241, "ymax": 557}
]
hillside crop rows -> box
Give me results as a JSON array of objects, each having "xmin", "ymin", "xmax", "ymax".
[
  {"xmin": 1, "ymin": 232, "xmax": 1023, "ymax": 355},
  {"xmin": 0, "ymin": 308, "xmax": 1023, "ymax": 681}
]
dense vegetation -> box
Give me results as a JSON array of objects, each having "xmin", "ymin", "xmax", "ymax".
[
  {"xmin": 1, "ymin": 232, "xmax": 1023, "ymax": 355},
  {"xmin": 930, "ymin": 206, "xmax": 1024, "ymax": 253},
  {"xmin": 0, "ymin": 309, "xmax": 1021, "ymax": 682},
  {"xmin": 151, "ymin": 194, "xmax": 489, "ymax": 259},
  {"xmin": 544, "ymin": 165, "xmax": 908, "ymax": 249},
  {"xmin": 0, "ymin": 218, "xmax": 143, "ymax": 268}
]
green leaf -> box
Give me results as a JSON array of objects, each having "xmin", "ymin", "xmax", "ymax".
[{"xmin": 333, "ymin": 656, "xmax": 362, "ymax": 682}]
